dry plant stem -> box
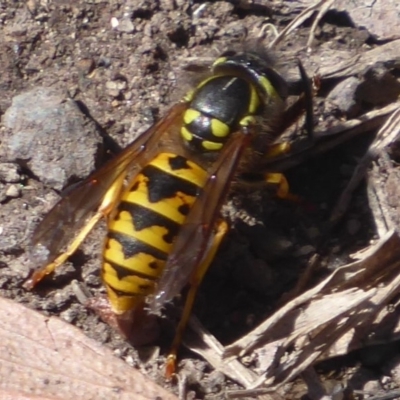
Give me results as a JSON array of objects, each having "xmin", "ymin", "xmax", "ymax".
[
  {"xmin": 181, "ymin": 228, "xmax": 400, "ymax": 394},
  {"xmin": 214, "ymin": 230, "xmax": 400, "ymax": 391},
  {"xmin": 177, "ymin": 373, "xmax": 187, "ymax": 400},
  {"xmin": 260, "ymin": 290, "xmax": 376, "ymax": 388},
  {"xmin": 306, "ymin": 0, "xmax": 336, "ymax": 49},
  {"xmin": 367, "ymin": 148, "xmax": 400, "ymax": 237},
  {"xmin": 70, "ymin": 279, "xmax": 91, "ymax": 305},
  {"xmin": 186, "ymin": 316, "xmax": 259, "ymax": 388},
  {"xmin": 223, "ymin": 263, "xmax": 379, "ymax": 359},
  {"xmin": 320, "ymin": 39, "xmax": 400, "ymax": 79},
  {"xmin": 367, "ymin": 165, "xmax": 391, "ymax": 237},
  {"xmin": 269, "ymin": 0, "xmax": 334, "ymax": 49},
  {"xmin": 226, "ymin": 387, "xmax": 286, "ymax": 399},
  {"xmin": 277, "ymin": 254, "xmax": 320, "ymax": 306},
  {"xmin": 266, "ymin": 102, "xmax": 400, "ymax": 172},
  {"xmin": 361, "ymin": 292, "xmax": 400, "ymax": 346},
  {"xmin": 301, "ymin": 367, "xmax": 331, "ymax": 400},
  {"xmin": 233, "ymin": 0, "xmax": 271, "ymax": 10},
  {"xmin": 355, "ymin": 389, "xmax": 400, "ymax": 400},
  {"xmin": 257, "ymin": 262, "xmax": 400, "ymax": 389},
  {"xmin": 330, "ymin": 106, "xmax": 400, "ymax": 224}
]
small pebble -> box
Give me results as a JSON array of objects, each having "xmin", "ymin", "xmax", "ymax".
[
  {"xmin": 117, "ymin": 18, "xmax": 135, "ymax": 33},
  {"xmin": 295, "ymin": 245, "xmax": 316, "ymax": 256},
  {"xmin": 110, "ymin": 17, "xmax": 119, "ymax": 29},
  {"xmin": 0, "ymin": 163, "xmax": 20, "ymax": 183},
  {"xmin": 5, "ymin": 184, "xmax": 20, "ymax": 198}
]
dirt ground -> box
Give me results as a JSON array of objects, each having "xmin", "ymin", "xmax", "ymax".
[{"xmin": 1, "ymin": 1, "xmax": 400, "ymax": 399}]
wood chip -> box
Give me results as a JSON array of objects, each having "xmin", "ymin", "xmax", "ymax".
[{"xmin": 0, "ymin": 297, "xmax": 177, "ymax": 400}]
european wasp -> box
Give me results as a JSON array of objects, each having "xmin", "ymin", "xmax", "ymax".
[{"xmin": 27, "ymin": 49, "xmax": 310, "ymax": 377}]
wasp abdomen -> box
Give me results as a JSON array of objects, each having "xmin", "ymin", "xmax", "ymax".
[{"xmin": 102, "ymin": 153, "xmax": 207, "ymax": 314}]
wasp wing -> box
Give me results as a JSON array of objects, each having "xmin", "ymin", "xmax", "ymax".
[
  {"xmin": 149, "ymin": 132, "xmax": 250, "ymax": 312},
  {"xmin": 30, "ymin": 103, "xmax": 187, "ymax": 268}
]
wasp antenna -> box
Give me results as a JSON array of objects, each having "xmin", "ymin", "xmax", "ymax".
[{"xmin": 297, "ymin": 59, "xmax": 314, "ymax": 142}]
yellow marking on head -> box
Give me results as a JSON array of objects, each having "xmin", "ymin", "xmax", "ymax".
[
  {"xmin": 259, "ymin": 76, "xmax": 279, "ymax": 100},
  {"xmin": 183, "ymin": 108, "xmax": 201, "ymax": 124},
  {"xmin": 183, "ymin": 89, "xmax": 195, "ymax": 102},
  {"xmin": 239, "ymin": 115, "xmax": 256, "ymax": 127},
  {"xmin": 104, "ymin": 239, "xmax": 163, "ymax": 278},
  {"xmin": 210, "ymin": 118, "xmax": 230, "ymax": 137},
  {"xmin": 212, "ymin": 56, "xmax": 227, "ymax": 67},
  {"xmin": 202, "ymin": 140, "xmax": 223, "ymax": 151},
  {"xmin": 187, "ymin": 72, "xmax": 228, "ymax": 100},
  {"xmin": 196, "ymin": 73, "xmax": 226, "ymax": 92},
  {"xmin": 248, "ymin": 85, "xmax": 261, "ymax": 114},
  {"xmin": 181, "ymin": 127, "xmax": 193, "ymax": 143}
]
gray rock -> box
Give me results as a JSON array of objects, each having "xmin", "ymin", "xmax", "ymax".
[
  {"xmin": 2, "ymin": 87, "xmax": 102, "ymax": 190},
  {"xmin": 0, "ymin": 163, "xmax": 21, "ymax": 183},
  {"xmin": 326, "ymin": 76, "xmax": 361, "ymax": 117}
]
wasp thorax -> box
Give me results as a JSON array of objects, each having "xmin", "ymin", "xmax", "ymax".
[{"xmin": 180, "ymin": 51, "xmax": 287, "ymax": 153}]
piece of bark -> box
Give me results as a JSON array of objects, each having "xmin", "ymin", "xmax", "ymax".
[{"xmin": 0, "ymin": 297, "xmax": 177, "ymax": 400}]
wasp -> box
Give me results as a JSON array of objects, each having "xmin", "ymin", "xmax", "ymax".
[{"xmin": 26, "ymin": 49, "xmax": 309, "ymax": 377}]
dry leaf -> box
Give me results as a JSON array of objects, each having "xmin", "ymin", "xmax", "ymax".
[{"xmin": 0, "ymin": 297, "xmax": 177, "ymax": 400}]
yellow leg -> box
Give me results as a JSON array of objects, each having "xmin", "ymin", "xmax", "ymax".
[
  {"xmin": 25, "ymin": 212, "xmax": 105, "ymax": 289},
  {"xmin": 264, "ymin": 172, "xmax": 300, "ymax": 202},
  {"xmin": 165, "ymin": 220, "xmax": 229, "ymax": 379},
  {"xmin": 239, "ymin": 142, "xmax": 301, "ymax": 202},
  {"xmin": 265, "ymin": 142, "xmax": 292, "ymax": 158},
  {"xmin": 25, "ymin": 174, "xmax": 126, "ymax": 289},
  {"xmin": 238, "ymin": 171, "xmax": 300, "ymax": 202}
]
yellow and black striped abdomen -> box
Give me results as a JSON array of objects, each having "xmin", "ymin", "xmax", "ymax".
[{"xmin": 102, "ymin": 152, "xmax": 208, "ymax": 314}]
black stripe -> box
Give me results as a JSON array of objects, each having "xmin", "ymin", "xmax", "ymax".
[
  {"xmin": 105, "ymin": 283, "xmax": 146, "ymax": 298},
  {"xmin": 178, "ymin": 203, "xmax": 190, "ymax": 216},
  {"xmin": 103, "ymin": 258, "xmax": 159, "ymax": 281},
  {"xmin": 168, "ymin": 155, "xmax": 191, "ymax": 170},
  {"xmin": 106, "ymin": 231, "xmax": 168, "ymax": 260},
  {"xmin": 140, "ymin": 164, "xmax": 201, "ymax": 203},
  {"xmin": 117, "ymin": 202, "xmax": 181, "ymax": 244}
]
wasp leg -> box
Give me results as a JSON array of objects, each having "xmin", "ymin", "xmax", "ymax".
[
  {"xmin": 264, "ymin": 172, "xmax": 294, "ymax": 200},
  {"xmin": 238, "ymin": 171, "xmax": 300, "ymax": 202},
  {"xmin": 264, "ymin": 142, "xmax": 292, "ymax": 158},
  {"xmin": 26, "ymin": 212, "xmax": 106, "ymax": 288},
  {"xmin": 165, "ymin": 219, "xmax": 229, "ymax": 379},
  {"xmin": 26, "ymin": 174, "xmax": 126, "ymax": 289}
]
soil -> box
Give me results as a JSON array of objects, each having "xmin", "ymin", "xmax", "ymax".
[{"xmin": 1, "ymin": 1, "xmax": 399, "ymax": 399}]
